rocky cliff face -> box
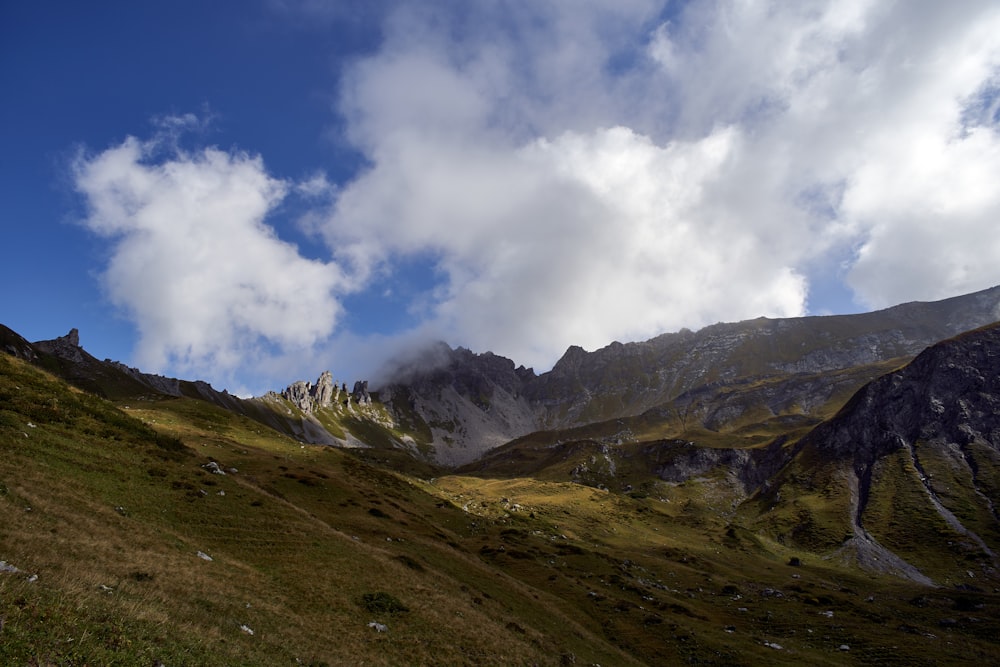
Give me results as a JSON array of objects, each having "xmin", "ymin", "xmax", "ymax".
[
  {"xmin": 758, "ymin": 322, "xmax": 1000, "ymax": 584},
  {"xmin": 804, "ymin": 323, "xmax": 1000, "ymax": 469},
  {"xmin": 378, "ymin": 345, "xmax": 538, "ymax": 465},
  {"xmin": 280, "ymin": 371, "xmax": 343, "ymax": 413},
  {"xmin": 379, "ymin": 285, "xmax": 1000, "ymax": 465}
]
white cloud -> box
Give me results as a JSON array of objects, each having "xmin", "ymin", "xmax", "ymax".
[
  {"xmin": 326, "ymin": 119, "xmax": 812, "ymax": 369},
  {"xmin": 319, "ymin": 2, "xmax": 820, "ymax": 368},
  {"xmin": 73, "ymin": 129, "xmax": 349, "ymax": 385},
  {"xmin": 317, "ymin": 0, "xmax": 1000, "ymax": 373},
  {"xmin": 648, "ymin": 0, "xmax": 1000, "ymax": 308}
]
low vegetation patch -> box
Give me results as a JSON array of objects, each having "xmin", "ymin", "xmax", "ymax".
[{"xmin": 359, "ymin": 591, "xmax": 409, "ymax": 615}]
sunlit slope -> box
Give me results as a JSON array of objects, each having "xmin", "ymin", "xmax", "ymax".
[
  {"xmin": 0, "ymin": 353, "xmax": 630, "ymax": 666},
  {"xmin": 4, "ymin": 352, "xmax": 1000, "ymax": 665}
]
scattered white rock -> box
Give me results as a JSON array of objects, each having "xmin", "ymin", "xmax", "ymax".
[
  {"xmin": 839, "ymin": 644, "xmax": 850, "ymax": 651},
  {"xmin": 368, "ymin": 621, "xmax": 388, "ymax": 633},
  {"xmin": 0, "ymin": 561, "xmax": 22, "ymax": 574},
  {"xmin": 217, "ymin": 490, "xmax": 226, "ymax": 496},
  {"xmin": 26, "ymin": 574, "xmax": 38, "ymax": 583},
  {"xmin": 196, "ymin": 551, "xmax": 213, "ymax": 561},
  {"xmin": 203, "ymin": 462, "xmax": 226, "ymax": 475},
  {"xmin": 27, "ymin": 422, "xmax": 36, "ymax": 428},
  {"xmin": 821, "ymin": 610, "xmax": 834, "ymax": 618},
  {"xmin": 764, "ymin": 641, "xmax": 783, "ymax": 650},
  {"xmin": 98, "ymin": 584, "xmax": 114, "ymax": 593},
  {"xmin": 240, "ymin": 624, "xmax": 254, "ymax": 636}
]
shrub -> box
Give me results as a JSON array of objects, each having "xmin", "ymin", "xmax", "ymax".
[{"xmin": 359, "ymin": 592, "xmax": 409, "ymax": 614}]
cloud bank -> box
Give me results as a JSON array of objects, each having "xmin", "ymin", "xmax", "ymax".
[
  {"xmin": 73, "ymin": 0, "xmax": 1000, "ymax": 390},
  {"xmin": 321, "ymin": 0, "xmax": 1000, "ymax": 369}
]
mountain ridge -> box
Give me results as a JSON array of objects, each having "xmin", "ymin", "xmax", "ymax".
[
  {"xmin": 376, "ymin": 284, "xmax": 1000, "ymax": 464},
  {"xmin": 7, "ymin": 284, "xmax": 1000, "ymax": 467},
  {"xmin": 4, "ymin": 289, "xmax": 1000, "ymax": 664}
]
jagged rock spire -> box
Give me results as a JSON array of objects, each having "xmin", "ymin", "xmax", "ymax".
[{"xmin": 280, "ymin": 372, "xmax": 343, "ymax": 414}]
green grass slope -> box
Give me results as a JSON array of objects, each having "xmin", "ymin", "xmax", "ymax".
[
  {"xmin": 0, "ymin": 353, "xmax": 627, "ymax": 666},
  {"xmin": 3, "ymin": 352, "xmax": 1000, "ymax": 665}
]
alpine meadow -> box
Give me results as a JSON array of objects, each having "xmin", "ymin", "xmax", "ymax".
[{"xmin": 4, "ymin": 2, "xmax": 1000, "ymax": 665}]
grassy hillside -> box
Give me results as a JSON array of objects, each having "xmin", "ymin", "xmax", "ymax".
[{"xmin": 3, "ymin": 352, "xmax": 1000, "ymax": 665}]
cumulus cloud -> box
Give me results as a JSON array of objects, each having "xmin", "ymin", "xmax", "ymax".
[
  {"xmin": 317, "ymin": 0, "xmax": 1000, "ymax": 370},
  {"xmin": 648, "ymin": 0, "xmax": 1000, "ymax": 308},
  {"xmin": 73, "ymin": 128, "xmax": 349, "ymax": 385}
]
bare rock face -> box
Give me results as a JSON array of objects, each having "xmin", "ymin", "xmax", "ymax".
[
  {"xmin": 378, "ymin": 344, "xmax": 539, "ymax": 465},
  {"xmin": 372, "ymin": 286, "xmax": 1000, "ymax": 466},
  {"xmin": 314, "ymin": 371, "xmax": 338, "ymax": 408},
  {"xmin": 281, "ymin": 372, "xmax": 343, "ymax": 414},
  {"xmin": 282, "ymin": 380, "xmax": 314, "ymax": 412},
  {"xmin": 352, "ymin": 380, "xmax": 371, "ymax": 406},
  {"xmin": 33, "ymin": 328, "xmax": 85, "ymax": 363},
  {"xmin": 804, "ymin": 323, "xmax": 1000, "ymax": 473}
]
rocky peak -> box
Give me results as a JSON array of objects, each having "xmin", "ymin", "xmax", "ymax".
[
  {"xmin": 352, "ymin": 380, "xmax": 371, "ymax": 406},
  {"xmin": 379, "ymin": 342, "xmax": 532, "ymax": 398},
  {"xmin": 33, "ymin": 328, "xmax": 85, "ymax": 363},
  {"xmin": 282, "ymin": 380, "xmax": 314, "ymax": 412},
  {"xmin": 280, "ymin": 372, "xmax": 343, "ymax": 414},
  {"xmin": 314, "ymin": 371, "xmax": 338, "ymax": 408}
]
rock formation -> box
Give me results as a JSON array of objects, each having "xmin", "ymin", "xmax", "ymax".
[
  {"xmin": 352, "ymin": 380, "xmax": 371, "ymax": 406},
  {"xmin": 281, "ymin": 372, "xmax": 343, "ymax": 414},
  {"xmin": 33, "ymin": 328, "xmax": 84, "ymax": 363}
]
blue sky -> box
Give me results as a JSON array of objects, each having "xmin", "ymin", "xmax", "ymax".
[{"xmin": 3, "ymin": 1, "xmax": 1000, "ymax": 396}]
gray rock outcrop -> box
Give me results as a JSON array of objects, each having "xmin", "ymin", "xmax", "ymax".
[
  {"xmin": 281, "ymin": 372, "xmax": 343, "ymax": 414},
  {"xmin": 33, "ymin": 328, "xmax": 85, "ymax": 363},
  {"xmin": 352, "ymin": 380, "xmax": 371, "ymax": 406}
]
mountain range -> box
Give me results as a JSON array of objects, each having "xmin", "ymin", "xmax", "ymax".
[{"xmin": 2, "ymin": 285, "xmax": 1000, "ymax": 664}]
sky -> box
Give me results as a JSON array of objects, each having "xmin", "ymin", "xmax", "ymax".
[{"xmin": 2, "ymin": 0, "xmax": 1000, "ymax": 396}]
